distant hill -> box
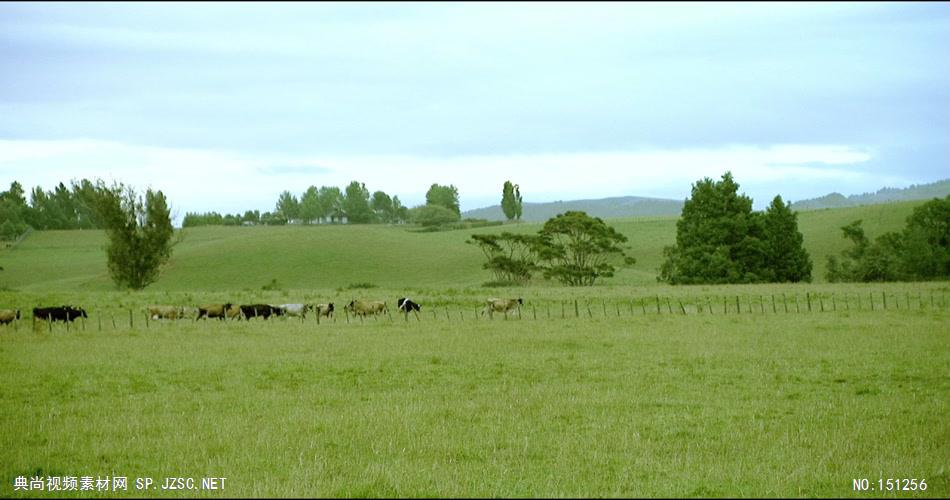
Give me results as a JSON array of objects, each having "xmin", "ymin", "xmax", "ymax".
[
  {"xmin": 790, "ymin": 178, "xmax": 950, "ymax": 211},
  {"xmin": 462, "ymin": 196, "xmax": 685, "ymax": 222}
]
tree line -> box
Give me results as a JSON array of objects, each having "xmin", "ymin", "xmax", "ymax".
[
  {"xmin": 183, "ymin": 181, "xmax": 463, "ymax": 228},
  {"xmin": 0, "ymin": 180, "xmax": 107, "ymax": 240},
  {"xmin": 826, "ymin": 195, "xmax": 950, "ymax": 282}
]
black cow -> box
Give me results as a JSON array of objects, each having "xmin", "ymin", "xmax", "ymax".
[
  {"xmin": 239, "ymin": 304, "xmax": 284, "ymax": 320},
  {"xmin": 397, "ymin": 298, "xmax": 421, "ymax": 312},
  {"xmin": 33, "ymin": 305, "xmax": 88, "ymax": 323}
]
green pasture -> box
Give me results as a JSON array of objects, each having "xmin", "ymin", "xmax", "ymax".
[
  {"xmin": 0, "ymin": 199, "xmax": 928, "ymax": 292},
  {"xmin": 1, "ymin": 200, "xmax": 947, "ymax": 497},
  {"xmin": 1, "ymin": 283, "xmax": 948, "ymax": 497}
]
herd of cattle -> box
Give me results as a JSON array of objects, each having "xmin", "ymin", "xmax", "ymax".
[{"xmin": 0, "ymin": 297, "xmax": 525, "ymax": 325}]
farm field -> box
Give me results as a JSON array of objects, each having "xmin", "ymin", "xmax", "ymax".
[
  {"xmin": 1, "ymin": 201, "xmax": 947, "ymax": 497},
  {"xmin": 1, "ymin": 283, "xmax": 949, "ymax": 497},
  {"xmin": 0, "ymin": 199, "xmax": 928, "ymax": 292}
]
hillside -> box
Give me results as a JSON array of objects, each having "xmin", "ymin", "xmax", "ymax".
[
  {"xmin": 0, "ymin": 200, "xmax": 929, "ymax": 292},
  {"xmin": 790, "ymin": 178, "xmax": 950, "ymax": 211},
  {"xmin": 461, "ymin": 196, "xmax": 684, "ymax": 222}
]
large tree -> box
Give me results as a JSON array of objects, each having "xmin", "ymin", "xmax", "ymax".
[
  {"xmin": 659, "ymin": 172, "xmax": 769, "ymax": 284},
  {"xmin": 536, "ymin": 211, "xmax": 635, "ymax": 286},
  {"xmin": 762, "ymin": 195, "xmax": 812, "ymax": 282},
  {"xmin": 318, "ymin": 186, "xmax": 344, "ymax": 223},
  {"xmin": 298, "ymin": 186, "xmax": 321, "ymax": 224},
  {"xmin": 275, "ymin": 191, "xmax": 300, "ymax": 222},
  {"xmin": 425, "ymin": 183, "xmax": 460, "ymax": 219},
  {"xmin": 371, "ymin": 190, "xmax": 394, "ymax": 223},
  {"xmin": 342, "ymin": 181, "xmax": 373, "ymax": 223},
  {"xmin": 89, "ymin": 181, "xmax": 177, "ymax": 290}
]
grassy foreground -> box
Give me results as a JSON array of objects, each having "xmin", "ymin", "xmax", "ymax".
[{"xmin": 1, "ymin": 293, "xmax": 948, "ymax": 498}]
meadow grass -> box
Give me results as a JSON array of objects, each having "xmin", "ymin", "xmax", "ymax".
[
  {"xmin": 1, "ymin": 284, "xmax": 948, "ymax": 498},
  {"xmin": 0, "ymin": 200, "xmax": 927, "ymax": 292}
]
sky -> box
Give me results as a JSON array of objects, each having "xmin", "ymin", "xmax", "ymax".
[{"xmin": 1, "ymin": 1, "xmax": 947, "ymax": 223}]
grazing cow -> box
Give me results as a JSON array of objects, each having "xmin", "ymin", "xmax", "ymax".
[
  {"xmin": 0, "ymin": 308, "xmax": 20, "ymax": 325},
  {"xmin": 345, "ymin": 300, "xmax": 387, "ymax": 317},
  {"xmin": 315, "ymin": 303, "xmax": 334, "ymax": 318},
  {"xmin": 33, "ymin": 305, "xmax": 88, "ymax": 323},
  {"xmin": 239, "ymin": 304, "xmax": 284, "ymax": 320},
  {"xmin": 397, "ymin": 298, "xmax": 421, "ymax": 313},
  {"xmin": 148, "ymin": 305, "xmax": 184, "ymax": 320},
  {"xmin": 482, "ymin": 297, "xmax": 523, "ymax": 316},
  {"xmin": 278, "ymin": 303, "xmax": 312, "ymax": 318},
  {"xmin": 198, "ymin": 303, "xmax": 234, "ymax": 320},
  {"xmin": 180, "ymin": 306, "xmax": 200, "ymax": 320}
]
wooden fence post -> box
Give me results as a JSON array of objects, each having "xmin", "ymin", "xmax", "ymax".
[
  {"xmin": 736, "ymin": 296, "xmax": 741, "ymax": 314},
  {"xmin": 656, "ymin": 296, "xmax": 661, "ymax": 314},
  {"xmin": 806, "ymin": 293, "xmax": 812, "ymax": 312}
]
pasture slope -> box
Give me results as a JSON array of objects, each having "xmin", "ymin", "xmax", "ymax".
[{"xmin": 0, "ymin": 199, "xmax": 929, "ymax": 292}]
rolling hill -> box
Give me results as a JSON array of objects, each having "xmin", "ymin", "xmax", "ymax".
[
  {"xmin": 461, "ymin": 196, "xmax": 685, "ymax": 222},
  {"xmin": 790, "ymin": 178, "xmax": 950, "ymax": 211},
  {"xmin": 0, "ymin": 199, "xmax": 930, "ymax": 293}
]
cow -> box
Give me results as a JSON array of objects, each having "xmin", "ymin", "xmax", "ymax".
[
  {"xmin": 0, "ymin": 308, "xmax": 20, "ymax": 325},
  {"xmin": 482, "ymin": 297, "xmax": 523, "ymax": 316},
  {"xmin": 397, "ymin": 298, "xmax": 421, "ymax": 313},
  {"xmin": 33, "ymin": 305, "xmax": 88, "ymax": 323},
  {"xmin": 315, "ymin": 303, "xmax": 334, "ymax": 319},
  {"xmin": 148, "ymin": 305, "xmax": 184, "ymax": 320},
  {"xmin": 278, "ymin": 303, "xmax": 312, "ymax": 318},
  {"xmin": 239, "ymin": 304, "xmax": 284, "ymax": 320},
  {"xmin": 197, "ymin": 303, "xmax": 235, "ymax": 320},
  {"xmin": 345, "ymin": 299, "xmax": 387, "ymax": 317},
  {"xmin": 180, "ymin": 306, "xmax": 201, "ymax": 320}
]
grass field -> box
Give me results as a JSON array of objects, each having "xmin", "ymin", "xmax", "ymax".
[
  {"xmin": 1, "ymin": 283, "xmax": 948, "ymax": 498},
  {"xmin": 0, "ymin": 199, "xmax": 929, "ymax": 292},
  {"xmin": 1, "ymin": 201, "xmax": 947, "ymax": 497}
]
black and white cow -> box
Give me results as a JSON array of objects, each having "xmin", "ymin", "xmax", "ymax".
[
  {"xmin": 33, "ymin": 305, "xmax": 88, "ymax": 323},
  {"xmin": 397, "ymin": 298, "xmax": 421, "ymax": 313}
]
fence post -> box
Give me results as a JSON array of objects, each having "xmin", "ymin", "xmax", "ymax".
[
  {"xmin": 723, "ymin": 296, "xmax": 727, "ymax": 314},
  {"xmin": 656, "ymin": 296, "xmax": 661, "ymax": 314},
  {"xmin": 771, "ymin": 295, "xmax": 776, "ymax": 313},
  {"xmin": 782, "ymin": 293, "xmax": 788, "ymax": 313},
  {"xmin": 586, "ymin": 301, "xmax": 592, "ymax": 318},
  {"xmin": 795, "ymin": 294, "xmax": 800, "ymax": 313},
  {"xmin": 869, "ymin": 292, "xmax": 874, "ymax": 311},
  {"xmin": 882, "ymin": 291, "xmax": 887, "ymax": 310},
  {"xmin": 602, "ymin": 300, "xmax": 607, "ymax": 317},
  {"xmin": 706, "ymin": 296, "xmax": 713, "ymax": 314},
  {"xmin": 806, "ymin": 293, "xmax": 812, "ymax": 312},
  {"xmin": 736, "ymin": 296, "xmax": 740, "ymax": 314},
  {"xmin": 574, "ymin": 300, "xmax": 579, "ymax": 318},
  {"xmin": 129, "ymin": 309, "xmax": 133, "ymax": 328},
  {"xmin": 666, "ymin": 297, "xmax": 673, "ymax": 314},
  {"xmin": 819, "ymin": 294, "xmax": 825, "ymax": 312},
  {"xmin": 678, "ymin": 300, "xmax": 686, "ymax": 315},
  {"xmin": 533, "ymin": 306, "xmax": 537, "ymax": 320}
]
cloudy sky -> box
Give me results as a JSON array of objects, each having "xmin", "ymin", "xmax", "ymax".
[{"xmin": 1, "ymin": 2, "xmax": 947, "ymax": 222}]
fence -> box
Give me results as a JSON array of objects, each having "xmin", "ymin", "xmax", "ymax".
[{"xmin": 9, "ymin": 289, "xmax": 948, "ymax": 334}]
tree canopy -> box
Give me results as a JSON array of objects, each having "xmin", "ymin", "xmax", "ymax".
[{"xmin": 659, "ymin": 172, "xmax": 812, "ymax": 284}]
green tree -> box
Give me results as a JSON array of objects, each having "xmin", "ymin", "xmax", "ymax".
[
  {"xmin": 514, "ymin": 184, "xmax": 523, "ymax": 221},
  {"xmin": 88, "ymin": 181, "xmax": 177, "ymax": 290},
  {"xmin": 468, "ymin": 232, "xmax": 540, "ymax": 284},
  {"xmin": 536, "ymin": 211, "xmax": 635, "ymax": 286},
  {"xmin": 299, "ymin": 186, "xmax": 321, "ymax": 224},
  {"xmin": 425, "ymin": 183, "xmax": 460, "ymax": 219},
  {"xmin": 762, "ymin": 195, "xmax": 812, "ymax": 282},
  {"xmin": 371, "ymin": 190, "xmax": 394, "ymax": 223},
  {"xmin": 343, "ymin": 181, "xmax": 373, "ymax": 223},
  {"xmin": 275, "ymin": 191, "xmax": 300, "ymax": 222},
  {"xmin": 0, "ymin": 181, "xmax": 30, "ymax": 240},
  {"xmin": 392, "ymin": 196, "xmax": 409, "ymax": 224},
  {"xmin": 659, "ymin": 172, "xmax": 767, "ymax": 284},
  {"xmin": 409, "ymin": 204, "xmax": 458, "ymax": 227},
  {"xmin": 826, "ymin": 220, "xmax": 902, "ymax": 282},
  {"xmin": 318, "ymin": 186, "xmax": 344, "ymax": 223},
  {"xmin": 501, "ymin": 181, "xmax": 518, "ymax": 221},
  {"xmin": 900, "ymin": 195, "xmax": 950, "ymax": 278}
]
